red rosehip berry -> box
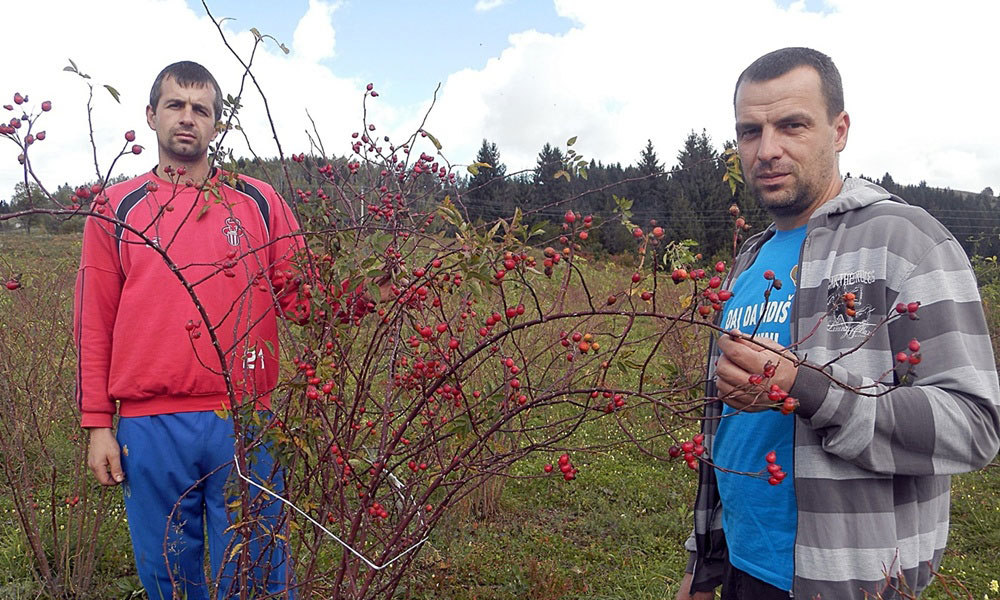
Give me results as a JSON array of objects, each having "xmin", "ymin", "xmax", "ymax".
[
  {"xmin": 652, "ymin": 226, "xmax": 664, "ymax": 238},
  {"xmin": 632, "ymin": 272, "xmax": 641, "ymax": 283},
  {"xmin": 715, "ymin": 261, "xmax": 726, "ymax": 273},
  {"xmin": 895, "ymin": 303, "xmax": 907, "ymax": 314},
  {"xmin": 41, "ymin": 100, "xmax": 52, "ymax": 111},
  {"xmin": 543, "ymin": 464, "xmax": 553, "ymax": 473},
  {"xmin": 564, "ymin": 210, "xmax": 576, "ymax": 224},
  {"xmin": 907, "ymin": 302, "xmax": 920, "ymax": 314},
  {"xmin": 908, "ymin": 339, "xmax": 920, "ymax": 352},
  {"xmin": 632, "ymin": 227, "xmax": 643, "ymax": 238},
  {"xmin": 131, "ymin": 145, "xmax": 142, "ymax": 154},
  {"xmin": 763, "ymin": 270, "xmax": 775, "ymax": 280},
  {"xmin": 765, "ymin": 451, "xmax": 777, "ymax": 464},
  {"xmin": 125, "ymin": 130, "xmax": 136, "ymax": 142}
]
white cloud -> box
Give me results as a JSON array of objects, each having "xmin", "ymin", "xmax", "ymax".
[
  {"xmin": 2, "ymin": 0, "xmax": 998, "ymax": 201},
  {"xmin": 292, "ymin": 0, "xmax": 339, "ymax": 63},
  {"xmin": 419, "ymin": 0, "xmax": 1000, "ymax": 193},
  {"xmin": 0, "ymin": 0, "xmax": 365, "ymax": 198},
  {"xmin": 475, "ymin": 0, "xmax": 509, "ymax": 12}
]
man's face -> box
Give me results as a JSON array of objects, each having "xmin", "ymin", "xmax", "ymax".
[
  {"xmin": 735, "ymin": 66, "xmax": 849, "ymax": 224},
  {"xmin": 145, "ymin": 76, "xmax": 218, "ymax": 167}
]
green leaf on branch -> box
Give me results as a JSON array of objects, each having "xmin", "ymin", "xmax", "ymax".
[
  {"xmin": 554, "ymin": 170, "xmax": 570, "ymax": 182},
  {"xmin": 567, "ymin": 136, "xmax": 577, "ymax": 147},
  {"xmin": 447, "ymin": 413, "xmax": 473, "ymax": 437},
  {"xmin": 466, "ymin": 161, "xmax": 493, "ymax": 176},
  {"xmin": 423, "ymin": 130, "xmax": 443, "ymax": 150},
  {"xmin": 250, "ymin": 27, "xmax": 262, "ymax": 41},
  {"xmin": 104, "ymin": 85, "xmax": 121, "ymax": 103}
]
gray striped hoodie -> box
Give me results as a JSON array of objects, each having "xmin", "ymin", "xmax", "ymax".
[{"xmin": 687, "ymin": 178, "xmax": 1000, "ymax": 599}]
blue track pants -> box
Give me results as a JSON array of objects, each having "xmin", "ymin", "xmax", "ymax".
[{"xmin": 117, "ymin": 411, "xmax": 294, "ymax": 599}]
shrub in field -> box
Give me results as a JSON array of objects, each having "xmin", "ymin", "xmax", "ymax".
[{"xmin": 0, "ymin": 248, "xmax": 137, "ymax": 598}]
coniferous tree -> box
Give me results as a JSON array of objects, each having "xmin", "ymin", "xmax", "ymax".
[{"xmin": 465, "ymin": 139, "xmax": 509, "ymax": 222}]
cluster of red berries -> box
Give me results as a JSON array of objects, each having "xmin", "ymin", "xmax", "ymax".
[
  {"xmin": 367, "ymin": 500, "xmax": 389, "ymax": 520},
  {"xmin": 559, "ymin": 331, "xmax": 600, "ymax": 362},
  {"xmin": 155, "ymin": 164, "xmax": 190, "ymax": 189},
  {"xmin": 730, "ymin": 204, "xmax": 751, "ymax": 231},
  {"xmin": 290, "ymin": 152, "xmax": 307, "ymax": 163},
  {"xmin": 499, "ymin": 356, "xmax": 529, "ymax": 402},
  {"xmin": 0, "ymin": 119, "xmax": 21, "ymax": 135},
  {"xmin": 747, "ymin": 362, "xmax": 798, "ymax": 414},
  {"xmin": 895, "ymin": 301, "xmax": 921, "ymax": 320},
  {"xmin": 600, "ymin": 391, "xmax": 627, "ymax": 413},
  {"xmin": 764, "ymin": 451, "xmax": 786, "ymax": 485},
  {"xmin": 4, "ymin": 277, "xmax": 21, "ymax": 290},
  {"xmin": 896, "ymin": 338, "xmax": 922, "ymax": 366},
  {"xmin": 183, "ymin": 319, "xmax": 203, "ymax": 339},
  {"xmin": 668, "ymin": 433, "xmax": 705, "ymax": 470},
  {"xmin": 410, "ymin": 153, "xmax": 450, "ymax": 182},
  {"xmin": 294, "ymin": 187, "xmax": 331, "ymax": 206},
  {"xmin": 543, "ymin": 453, "xmax": 577, "ymax": 481},
  {"xmin": 541, "ymin": 246, "xmax": 564, "ymax": 276},
  {"xmin": 563, "ymin": 210, "xmax": 595, "ymax": 241},
  {"xmin": 121, "ymin": 129, "xmax": 141, "ymax": 154},
  {"xmin": 65, "ymin": 495, "xmax": 80, "ymax": 507}
]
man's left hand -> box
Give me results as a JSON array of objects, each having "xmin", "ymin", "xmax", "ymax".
[{"xmin": 715, "ymin": 330, "xmax": 798, "ymax": 411}]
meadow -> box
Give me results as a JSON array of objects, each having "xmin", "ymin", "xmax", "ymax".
[{"xmin": 0, "ymin": 231, "xmax": 998, "ymax": 600}]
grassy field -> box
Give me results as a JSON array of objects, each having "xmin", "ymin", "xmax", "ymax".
[{"xmin": 1, "ymin": 231, "xmax": 998, "ymax": 599}]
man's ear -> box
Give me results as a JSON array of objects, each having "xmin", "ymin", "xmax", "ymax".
[
  {"xmin": 146, "ymin": 105, "xmax": 157, "ymax": 131},
  {"xmin": 834, "ymin": 111, "xmax": 850, "ymax": 152}
]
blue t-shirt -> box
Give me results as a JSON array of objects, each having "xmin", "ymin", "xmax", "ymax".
[{"xmin": 713, "ymin": 225, "xmax": 806, "ymax": 591}]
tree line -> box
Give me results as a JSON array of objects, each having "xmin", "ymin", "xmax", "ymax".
[{"xmin": 2, "ymin": 131, "xmax": 997, "ymax": 260}]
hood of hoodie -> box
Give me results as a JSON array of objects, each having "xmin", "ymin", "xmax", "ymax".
[
  {"xmin": 734, "ymin": 177, "xmax": 900, "ymax": 266},
  {"xmin": 811, "ymin": 177, "xmax": 899, "ymax": 221}
]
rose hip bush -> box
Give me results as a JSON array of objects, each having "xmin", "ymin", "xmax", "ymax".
[{"xmin": 252, "ymin": 89, "xmax": 735, "ymax": 597}]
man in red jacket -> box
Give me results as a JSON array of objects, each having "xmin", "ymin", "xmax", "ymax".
[{"xmin": 76, "ymin": 61, "xmax": 304, "ymax": 599}]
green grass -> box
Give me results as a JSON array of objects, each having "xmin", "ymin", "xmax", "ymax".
[{"xmin": 1, "ymin": 231, "xmax": 999, "ymax": 599}]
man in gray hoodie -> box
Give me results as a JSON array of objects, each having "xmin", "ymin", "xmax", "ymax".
[{"xmin": 677, "ymin": 47, "xmax": 1000, "ymax": 600}]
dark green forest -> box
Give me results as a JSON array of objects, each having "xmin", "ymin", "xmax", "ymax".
[{"xmin": 2, "ymin": 131, "xmax": 997, "ymax": 260}]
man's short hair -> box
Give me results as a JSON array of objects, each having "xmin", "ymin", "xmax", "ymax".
[
  {"xmin": 734, "ymin": 47, "xmax": 844, "ymax": 121},
  {"xmin": 149, "ymin": 61, "xmax": 224, "ymax": 122}
]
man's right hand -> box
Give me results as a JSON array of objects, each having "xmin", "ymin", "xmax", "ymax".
[
  {"xmin": 87, "ymin": 427, "xmax": 124, "ymax": 486},
  {"xmin": 675, "ymin": 572, "xmax": 717, "ymax": 600}
]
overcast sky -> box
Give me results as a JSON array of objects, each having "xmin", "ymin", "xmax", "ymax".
[{"xmin": 2, "ymin": 0, "xmax": 997, "ymax": 200}]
